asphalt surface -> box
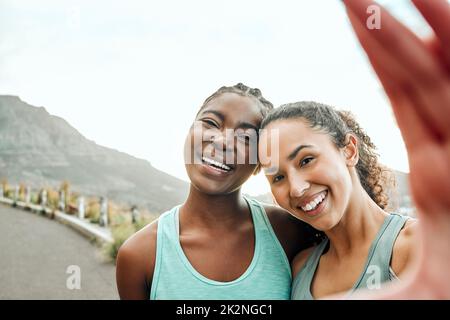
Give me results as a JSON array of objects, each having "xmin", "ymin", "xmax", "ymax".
[{"xmin": 0, "ymin": 204, "xmax": 119, "ymax": 299}]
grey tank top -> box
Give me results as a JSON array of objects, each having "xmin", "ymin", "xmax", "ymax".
[{"xmin": 291, "ymin": 213, "xmax": 409, "ymax": 300}]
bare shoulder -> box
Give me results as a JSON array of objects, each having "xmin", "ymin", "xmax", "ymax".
[
  {"xmin": 119, "ymin": 219, "xmax": 158, "ymax": 260},
  {"xmin": 391, "ymin": 217, "xmax": 419, "ymax": 277},
  {"xmin": 116, "ymin": 219, "xmax": 159, "ymax": 299},
  {"xmin": 292, "ymin": 246, "xmax": 316, "ymax": 279},
  {"xmin": 262, "ymin": 203, "xmax": 314, "ymax": 262}
]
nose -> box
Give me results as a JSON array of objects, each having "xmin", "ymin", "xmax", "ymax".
[
  {"xmin": 211, "ymin": 129, "xmax": 236, "ymax": 151},
  {"xmin": 288, "ymin": 173, "xmax": 310, "ymax": 198},
  {"xmin": 205, "ymin": 130, "xmax": 235, "ymax": 162},
  {"xmin": 210, "ymin": 132, "xmax": 225, "ymax": 149}
]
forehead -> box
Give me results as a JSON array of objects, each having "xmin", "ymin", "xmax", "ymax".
[
  {"xmin": 259, "ymin": 118, "xmax": 334, "ymax": 167},
  {"xmin": 267, "ymin": 118, "xmax": 319, "ymax": 141},
  {"xmin": 199, "ymin": 93, "xmax": 263, "ymax": 124}
]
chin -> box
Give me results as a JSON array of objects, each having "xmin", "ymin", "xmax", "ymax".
[
  {"xmin": 286, "ymin": 207, "xmax": 334, "ymax": 232},
  {"xmin": 192, "ymin": 183, "xmax": 228, "ymax": 195},
  {"xmin": 312, "ymin": 215, "xmax": 339, "ymax": 232},
  {"xmin": 188, "ymin": 173, "xmax": 233, "ymax": 195}
]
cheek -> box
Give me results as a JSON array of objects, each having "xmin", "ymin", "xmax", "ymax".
[
  {"xmin": 190, "ymin": 122, "xmax": 216, "ymax": 147},
  {"xmin": 318, "ymin": 153, "xmax": 350, "ymax": 184},
  {"xmin": 235, "ymin": 164, "xmax": 257, "ymax": 182},
  {"xmin": 334, "ymin": 161, "xmax": 352, "ymax": 187},
  {"xmin": 323, "ymin": 163, "xmax": 352, "ymax": 208},
  {"xmin": 270, "ymin": 186, "xmax": 288, "ymax": 207},
  {"xmin": 183, "ymin": 132, "xmax": 195, "ymax": 164},
  {"xmin": 234, "ymin": 142, "xmax": 248, "ymax": 163},
  {"xmin": 240, "ymin": 140, "xmax": 257, "ymax": 159}
]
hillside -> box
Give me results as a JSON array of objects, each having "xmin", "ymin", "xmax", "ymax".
[{"xmin": 0, "ymin": 95, "xmax": 189, "ymax": 212}]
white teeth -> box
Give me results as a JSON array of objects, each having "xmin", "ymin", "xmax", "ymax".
[
  {"xmin": 301, "ymin": 192, "xmax": 326, "ymax": 212},
  {"xmin": 202, "ymin": 157, "xmax": 231, "ymax": 171}
]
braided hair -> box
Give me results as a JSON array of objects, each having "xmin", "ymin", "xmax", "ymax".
[{"xmin": 198, "ymin": 83, "xmax": 273, "ymax": 117}]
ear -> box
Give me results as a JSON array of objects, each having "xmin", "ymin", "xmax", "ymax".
[{"xmin": 342, "ymin": 133, "xmax": 359, "ymax": 167}]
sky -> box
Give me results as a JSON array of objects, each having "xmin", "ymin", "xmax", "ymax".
[{"xmin": 0, "ymin": 0, "xmax": 432, "ymax": 196}]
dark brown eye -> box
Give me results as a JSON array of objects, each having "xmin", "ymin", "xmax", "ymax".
[
  {"xmin": 202, "ymin": 119, "xmax": 219, "ymax": 128},
  {"xmin": 273, "ymin": 175, "xmax": 284, "ymax": 183},
  {"xmin": 300, "ymin": 157, "xmax": 314, "ymax": 167}
]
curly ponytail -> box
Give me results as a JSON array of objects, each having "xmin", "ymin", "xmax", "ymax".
[{"xmin": 337, "ymin": 110, "xmax": 393, "ymax": 209}]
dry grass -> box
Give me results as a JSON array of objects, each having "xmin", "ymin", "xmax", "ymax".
[{"xmin": 103, "ymin": 213, "xmax": 157, "ymax": 261}]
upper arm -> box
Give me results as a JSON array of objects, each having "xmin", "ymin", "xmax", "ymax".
[
  {"xmin": 116, "ymin": 220, "xmax": 158, "ymax": 300},
  {"xmin": 264, "ymin": 204, "xmax": 318, "ymax": 263},
  {"xmin": 391, "ymin": 218, "xmax": 419, "ymax": 278}
]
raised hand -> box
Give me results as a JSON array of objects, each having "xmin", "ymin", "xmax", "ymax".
[{"xmin": 341, "ymin": 0, "xmax": 450, "ymax": 299}]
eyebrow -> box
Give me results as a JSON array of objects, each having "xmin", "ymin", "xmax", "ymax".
[
  {"xmin": 236, "ymin": 121, "xmax": 259, "ymax": 132},
  {"xmin": 199, "ymin": 110, "xmax": 224, "ymax": 121},
  {"xmin": 263, "ymin": 144, "xmax": 313, "ymax": 176},
  {"xmin": 287, "ymin": 144, "xmax": 313, "ymax": 161}
]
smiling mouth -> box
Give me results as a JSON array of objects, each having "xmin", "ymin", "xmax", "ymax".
[
  {"xmin": 201, "ymin": 156, "xmax": 233, "ymax": 173},
  {"xmin": 297, "ymin": 190, "xmax": 328, "ymax": 215}
]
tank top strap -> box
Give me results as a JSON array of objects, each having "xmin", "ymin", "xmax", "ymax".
[
  {"xmin": 291, "ymin": 238, "xmax": 329, "ymax": 300},
  {"xmin": 244, "ymin": 196, "xmax": 276, "ymax": 232},
  {"xmin": 365, "ymin": 213, "xmax": 409, "ymax": 277},
  {"xmin": 292, "ymin": 214, "xmax": 410, "ymax": 298},
  {"xmin": 150, "ymin": 207, "xmax": 180, "ymax": 300},
  {"xmin": 242, "ymin": 196, "xmax": 291, "ymax": 273},
  {"xmin": 242, "ymin": 196, "xmax": 265, "ymax": 229}
]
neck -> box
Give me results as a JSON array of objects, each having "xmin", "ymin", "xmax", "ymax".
[
  {"xmin": 180, "ymin": 184, "xmax": 250, "ymax": 230},
  {"xmin": 324, "ymin": 186, "xmax": 388, "ymax": 261}
]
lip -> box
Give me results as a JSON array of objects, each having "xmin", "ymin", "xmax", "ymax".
[
  {"xmin": 297, "ymin": 190, "xmax": 328, "ymax": 217},
  {"xmin": 195, "ymin": 153, "xmax": 236, "ymax": 178},
  {"xmin": 200, "ymin": 161, "xmax": 235, "ymax": 177}
]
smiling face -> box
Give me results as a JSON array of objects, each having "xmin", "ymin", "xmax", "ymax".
[
  {"xmin": 259, "ymin": 118, "xmax": 355, "ymax": 231},
  {"xmin": 184, "ymin": 92, "xmax": 263, "ymax": 195}
]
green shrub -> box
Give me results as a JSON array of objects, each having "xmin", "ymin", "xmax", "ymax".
[
  {"xmin": 5, "ymin": 189, "xmax": 14, "ymax": 199},
  {"xmin": 88, "ymin": 208, "xmax": 100, "ymax": 224},
  {"xmin": 86, "ymin": 201, "xmax": 100, "ymax": 223},
  {"xmin": 31, "ymin": 193, "xmax": 39, "ymax": 205},
  {"xmin": 103, "ymin": 215, "xmax": 155, "ymax": 261},
  {"xmin": 103, "ymin": 223, "xmax": 136, "ymax": 261}
]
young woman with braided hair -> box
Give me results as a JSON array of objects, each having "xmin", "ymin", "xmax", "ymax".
[{"xmin": 116, "ymin": 83, "xmax": 317, "ymax": 299}]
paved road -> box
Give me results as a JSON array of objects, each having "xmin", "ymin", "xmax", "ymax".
[{"xmin": 0, "ymin": 204, "xmax": 118, "ymax": 299}]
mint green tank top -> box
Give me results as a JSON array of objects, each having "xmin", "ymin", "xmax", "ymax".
[
  {"xmin": 150, "ymin": 197, "xmax": 292, "ymax": 300},
  {"xmin": 291, "ymin": 213, "xmax": 409, "ymax": 300}
]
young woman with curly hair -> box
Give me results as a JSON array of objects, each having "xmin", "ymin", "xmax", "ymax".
[
  {"xmin": 340, "ymin": 0, "xmax": 450, "ymax": 299},
  {"xmin": 258, "ymin": 101, "xmax": 418, "ymax": 299}
]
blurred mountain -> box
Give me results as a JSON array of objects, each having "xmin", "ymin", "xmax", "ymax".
[{"xmin": 0, "ymin": 95, "xmax": 189, "ymax": 213}]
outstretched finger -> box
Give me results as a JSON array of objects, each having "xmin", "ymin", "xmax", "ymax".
[
  {"xmin": 345, "ymin": 8, "xmax": 434, "ymax": 151},
  {"xmin": 343, "ymin": 0, "xmax": 450, "ymax": 140},
  {"xmin": 412, "ymin": 0, "xmax": 450, "ymax": 68},
  {"xmin": 342, "ymin": 0, "xmax": 444, "ymax": 82}
]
